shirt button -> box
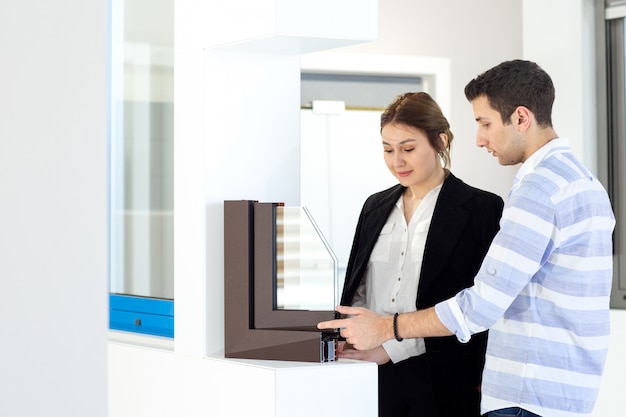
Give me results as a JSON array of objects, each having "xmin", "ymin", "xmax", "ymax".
[
  {"xmin": 391, "ymin": 298, "xmax": 395, "ymax": 302},
  {"xmin": 398, "ymin": 277, "xmax": 401, "ymax": 281},
  {"xmin": 488, "ymin": 268, "xmax": 497, "ymax": 275},
  {"xmin": 401, "ymin": 251, "xmax": 404, "ymax": 256}
]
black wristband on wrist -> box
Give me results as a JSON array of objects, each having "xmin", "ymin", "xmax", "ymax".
[{"xmin": 393, "ymin": 312, "xmax": 403, "ymax": 342}]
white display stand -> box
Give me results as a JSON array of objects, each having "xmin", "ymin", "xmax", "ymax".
[{"xmin": 109, "ymin": 338, "xmax": 377, "ymax": 417}]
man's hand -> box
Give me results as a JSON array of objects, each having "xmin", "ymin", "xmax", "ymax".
[
  {"xmin": 319, "ymin": 305, "xmax": 453, "ymax": 350},
  {"xmin": 317, "ymin": 305, "xmax": 394, "ymax": 351}
]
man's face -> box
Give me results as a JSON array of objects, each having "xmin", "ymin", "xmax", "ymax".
[{"xmin": 471, "ymin": 95, "xmax": 525, "ymax": 166}]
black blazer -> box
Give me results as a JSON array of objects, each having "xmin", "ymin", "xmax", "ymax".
[
  {"xmin": 341, "ymin": 172, "xmax": 503, "ymax": 310},
  {"xmin": 340, "ymin": 172, "xmax": 504, "ymax": 408}
]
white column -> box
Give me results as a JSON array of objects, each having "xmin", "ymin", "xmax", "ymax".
[{"xmin": 174, "ymin": 0, "xmax": 377, "ymax": 357}]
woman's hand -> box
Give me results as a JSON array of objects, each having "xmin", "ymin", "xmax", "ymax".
[{"xmin": 339, "ymin": 344, "xmax": 391, "ymax": 365}]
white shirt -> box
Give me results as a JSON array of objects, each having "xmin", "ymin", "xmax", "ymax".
[{"xmin": 353, "ymin": 184, "xmax": 442, "ymax": 363}]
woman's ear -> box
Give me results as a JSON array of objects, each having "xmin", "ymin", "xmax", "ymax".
[{"xmin": 439, "ymin": 133, "xmax": 449, "ymax": 149}]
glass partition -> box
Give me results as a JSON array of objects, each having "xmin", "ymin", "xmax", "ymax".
[
  {"xmin": 109, "ymin": 0, "xmax": 174, "ymax": 300},
  {"xmin": 108, "ymin": 0, "xmax": 174, "ymax": 337}
]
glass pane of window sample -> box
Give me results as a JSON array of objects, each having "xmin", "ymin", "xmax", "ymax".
[
  {"xmin": 109, "ymin": 0, "xmax": 174, "ymax": 300},
  {"xmin": 275, "ymin": 207, "xmax": 337, "ymax": 311}
]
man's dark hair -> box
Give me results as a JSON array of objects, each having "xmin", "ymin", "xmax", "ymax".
[{"xmin": 464, "ymin": 60, "xmax": 554, "ymax": 127}]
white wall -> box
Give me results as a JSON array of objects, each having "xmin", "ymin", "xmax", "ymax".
[
  {"xmin": 0, "ymin": 0, "xmax": 109, "ymax": 416},
  {"xmin": 523, "ymin": 0, "xmax": 599, "ymax": 173}
]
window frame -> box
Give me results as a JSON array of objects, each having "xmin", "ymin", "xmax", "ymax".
[
  {"xmin": 223, "ymin": 200, "xmax": 339, "ymax": 362},
  {"xmin": 109, "ymin": 294, "xmax": 174, "ymax": 338},
  {"xmin": 600, "ymin": 1, "xmax": 626, "ymax": 308}
]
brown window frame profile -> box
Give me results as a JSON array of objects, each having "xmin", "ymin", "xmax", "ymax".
[{"xmin": 224, "ymin": 200, "xmax": 340, "ymax": 362}]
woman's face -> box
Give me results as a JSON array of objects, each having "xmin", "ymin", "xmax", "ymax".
[{"xmin": 381, "ymin": 122, "xmax": 442, "ymax": 189}]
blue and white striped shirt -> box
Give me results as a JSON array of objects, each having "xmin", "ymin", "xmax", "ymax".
[{"xmin": 436, "ymin": 138, "xmax": 615, "ymax": 417}]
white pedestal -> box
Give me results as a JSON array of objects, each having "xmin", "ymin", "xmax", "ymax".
[{"xmin": 109, "ymin": 340, "xmax": 378, "ymax": 417}]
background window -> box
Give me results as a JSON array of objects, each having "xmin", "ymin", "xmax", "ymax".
[
  {"xmin": 109, "ymin": 0, "xmax": 174, "ymax": 336},
  {"xmin": 300, "ymin": 72, "xmax": 423, "ymax": 282},
  {"xmin": 604, "ymin": 1, "xmax": 626, "ymax": 309}
]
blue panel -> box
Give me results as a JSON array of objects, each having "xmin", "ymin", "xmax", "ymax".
[{"xmin": 109, "ymin": 294, "xmax": 174, "ymax": 338}]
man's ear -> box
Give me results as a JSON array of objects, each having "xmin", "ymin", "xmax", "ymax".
[{"xmin": 514, "ymin": 106, "xmax": 532, "ymax": 131}]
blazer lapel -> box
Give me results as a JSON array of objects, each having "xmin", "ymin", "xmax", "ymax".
[
  {"xmin": 418, "ymin": 174, "xmax": 471, "ymax": 297},
  {"xmin": 341, "ymin": 185, "xmax": 404, "ymax": 304}
]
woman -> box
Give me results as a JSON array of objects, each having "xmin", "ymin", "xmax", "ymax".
[{"xmin": 339, "ymin": 92, "xmax": 503, "ymax": 417}]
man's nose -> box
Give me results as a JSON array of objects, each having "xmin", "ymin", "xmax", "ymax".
[{"xmin": 476, "ymin": 132, "xmax": 488, "ymax": 148}]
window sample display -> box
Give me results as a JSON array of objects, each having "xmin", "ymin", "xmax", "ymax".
[{"xmin": 224, "ymin": 200, "xmax": 342, "ymax": 362}]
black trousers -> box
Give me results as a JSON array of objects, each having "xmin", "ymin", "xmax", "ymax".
[
  {"xmin": 378, "ymin": 355, "xmax": 438, "ymax": 417},
  {"xmin": 378, "ymin": 353, "xmax": 481, "ymax": 417}
]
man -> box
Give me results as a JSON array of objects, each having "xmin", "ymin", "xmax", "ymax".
[{"xmin": 318, "ymin": 60, "xmax": 615, "ymax": 417}]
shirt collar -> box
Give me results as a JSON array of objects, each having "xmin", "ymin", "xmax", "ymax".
[
  {"xmin": 396, "ymin": 183, "xmax": 443, "ymax": 210},
  {"xmin": 513, "ymin": 137, "xmax": 569, "ymax": 186}
]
